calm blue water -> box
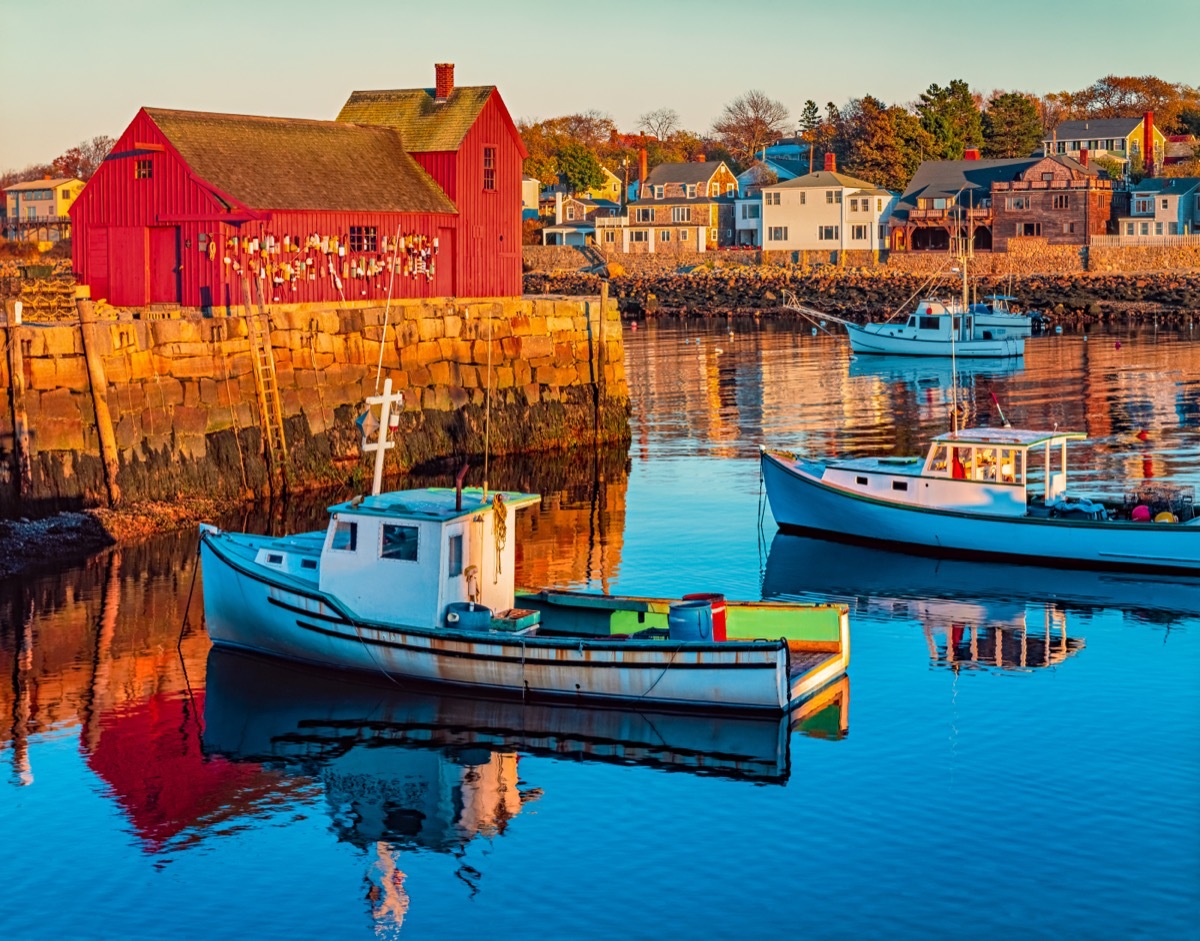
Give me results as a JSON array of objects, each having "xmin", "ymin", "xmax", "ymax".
[{"xmin": 2, "ymin": 321, "xmax": 1199, "ymax": 940}]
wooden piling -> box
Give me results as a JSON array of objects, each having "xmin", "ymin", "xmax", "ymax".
[
  {"xmin": 3, "ymin": 298, "xmax": 33, "ymax": 502},
  {"xmin": 77, "ymin": 299, "xmax": 122, "ymax": 507}
]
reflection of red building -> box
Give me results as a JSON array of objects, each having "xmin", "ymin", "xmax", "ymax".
[{"xmin": 85, "ymin": 691, "xmax": 290, "ymax": 852}]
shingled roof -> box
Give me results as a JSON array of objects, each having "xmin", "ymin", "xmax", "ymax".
[
  {"xmin": 643, "ymin": 162, "xmax": 730, "ymax": 187},
  {"xmin": 891, "ymin": 158, "xmax": 1039, "ymax": 222},
  {"xmin": 765, "ymin": 169, "xmax": 885, "ymax": 191},
  {"xmin": 1048, "ymin": 117, "xmax": 1144, "ymax": 141},
  {"xmin": 146, "ymin": 108, "xmax": 456, "ymax": 214},
  {"xmin": 335, "ymin": 86, "xmax": 496, "ymax": 152}
]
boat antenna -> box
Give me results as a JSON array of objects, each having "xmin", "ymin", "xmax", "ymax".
[
  {"xmin": 482, "ymin": 312, "xmax": 493, "ymax": 501},
  {"xmin": 373, "ymin": 223, "xmax": 402, "ymax": 393}
]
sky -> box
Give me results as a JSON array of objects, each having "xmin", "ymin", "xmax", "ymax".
[{"xmin": 2, "ymin": 0, "xmax": 1197, "ymax": 170}]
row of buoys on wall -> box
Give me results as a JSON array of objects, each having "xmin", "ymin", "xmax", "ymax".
[{"xmin": 1131, "ymin": 505, "xmax": 1179, "ymax": 523}]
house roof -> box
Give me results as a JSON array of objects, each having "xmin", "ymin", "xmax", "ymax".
[
  {"xmin": 890, "ymin": 157, "xmax": 1043, "ymax": 221},
  {"xmin": 1129, "ymin": 177, "xmax": 1200, "ymax": 195},
  {"xmin": 1048, "ymin": 117, "xmax": 1144, "ymax": 141},
  {"xmin": 765, "ymin": 169, "xmax": 885, "ymax": 191},
  {"xmin": 4, "ymin": 177, "xmax": 79, "ymax": 192},
  {"xmin": 644, "ymin": 162, "xmax": 727, "ymax": 187},
  {"xmin": 336, "ymin": 86, "xmax": 495, "ymax": 152},
  {"xmin": 145, "ymin": 108, "xmax": 457, "ymax": 214}
]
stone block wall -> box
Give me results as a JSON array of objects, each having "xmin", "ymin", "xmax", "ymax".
[
  {"xmin": 0, "ymin": 295, "xmax": 629, "ymax": 515},
  {"xmin": 1088, "ymin": 242, "xmax": 1200, "ymax": 272}
]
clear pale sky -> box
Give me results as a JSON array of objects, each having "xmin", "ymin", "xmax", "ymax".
[{"xmin": 2, "ymin": 0, "xmax": 1196, "ymax": 170}]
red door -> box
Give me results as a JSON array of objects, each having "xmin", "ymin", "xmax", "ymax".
[
  {"xmin": 435, "ymin": 226, "xmax": 455, "ymax": 297},
  {"xmin": 108, "ymin": 227, "xmax": 148, "ymax": 307},
  {"xmin": 149, "ymin": 227, "xmax": 181, "ymax": 303},
  {"xmin": 87, "ymin": 227, "xmax": 109, "ymax": 302}
]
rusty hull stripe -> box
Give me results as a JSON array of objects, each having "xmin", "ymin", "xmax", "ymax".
[{"xmin": 295, "ymin": 619, "xmax": 780, "ymax": 669}]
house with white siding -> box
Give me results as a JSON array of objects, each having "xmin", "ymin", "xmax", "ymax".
[
  {"xmin": 1113, "ymin": 177, "xmax": 1200, "ymax": 240},
  {"xmin": 759, "ymin": 156, "xmax": 896, "ymax": 254}
]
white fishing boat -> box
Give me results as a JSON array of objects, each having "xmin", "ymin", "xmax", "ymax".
[
  {"xmin": 784, "ymin": 292, "xmax": 1024, "ymax": 358},
  {"xmin": 199, "ymin": 381, "xmax": 850, "ymax": 713},
  {"xmin": 760, "ymin": 426, "xmax": 1200, "ymax": 574}
]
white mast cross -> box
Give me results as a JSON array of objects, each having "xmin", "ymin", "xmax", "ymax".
[{"xmin": 362, "ymin": 378, "xmax": 404, "ymax": 496}]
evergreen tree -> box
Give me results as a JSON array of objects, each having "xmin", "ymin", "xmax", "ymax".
[
  {"xmin": 917, "ymin": 80, "xmax": 984, "ymax": 159},
  {"xmin": 982, "ymin": 92, "xmax": 1043, "ymax": 158},
  {"xmin": 800, "ymin": 100, "xmax": 820, "ymax": 172}
]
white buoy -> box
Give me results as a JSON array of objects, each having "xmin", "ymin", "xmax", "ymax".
[
  {"xmin": 811, "ymin": 327, "xmax": 817, "ymax": 336},
  {"xmin": 1055, "ymin": 325, "xmax": 1063, "ymax": 334}
]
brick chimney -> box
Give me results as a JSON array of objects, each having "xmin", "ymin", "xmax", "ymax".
[
  {"xmin": 638, "ymin": 133, "xmax": 648, "ymax": 199},
  {"xmin": 1143, "ymin": 111, "xmax": 1155, "ymax": 177},
  {"xmin": 963, "ymin": 148, "xmax": 980, "ymax": 161},
  {"xmin": 824, "ymin": 152, "xmax": 836, "ymax": 172},
  {"xmin": 1079, "ymin": 148, "xmax": 1089, "ymax": 168},
  {"xmin": 696, "ymin": 153, "xmax": 706, "ymax": 162},
  {"xmin": 435, "ymin": 63, "xmax": 455, "ymax": 102}
]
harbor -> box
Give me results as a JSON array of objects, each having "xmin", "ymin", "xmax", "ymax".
[{"xmin": 2, "ymin": 321, "xmax": 1198, "ymax": 938}]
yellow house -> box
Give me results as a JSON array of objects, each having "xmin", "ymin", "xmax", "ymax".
[
  {"xmin": 1042, "ymin": 116, "xmax": 1168, "ymax": 173},
  {"xmin": 585, "ymin": 165, "xmax": 623, "ymax": 203},
  {"xmin": 3, "ymin": 177, "xmax": 83, "ymax": 242}
]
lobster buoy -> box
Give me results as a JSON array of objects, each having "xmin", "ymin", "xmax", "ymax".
[
  {"xmin": 1154, "ymin": 511, "xmax": 1178, "ymax": 524},
  {"xmin": 1131, "ymin": 505, "xmax": 1151, "ymax": 522}
]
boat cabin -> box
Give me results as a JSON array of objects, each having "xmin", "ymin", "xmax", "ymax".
[
  {"xmin": 921, "ymin": 428, "xmax": 1085, "ymax": 509},
  {"xmin": 893, "ymin": 301, "xmax": 974, "ymax": 342},
  {"xmin": 820, "ymin": 427, "xmax": 1085, "ymax": 516},
  {"xmin": 308, "ymin": 487, "xmax": 539, "ymax": 628}
]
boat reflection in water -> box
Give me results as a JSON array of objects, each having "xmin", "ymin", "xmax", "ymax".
[
  {"xmin": 757, "ymin": 532, "xmax": 1199, "ymax": 671},
  {"xmin": 201, "ymin": 647, "xmax": 846, "ymax": 928}
]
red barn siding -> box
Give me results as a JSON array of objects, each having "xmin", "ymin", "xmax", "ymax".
[{"xmin": 453, "ymin": 92, "xmax": 524, "ymax": 298}]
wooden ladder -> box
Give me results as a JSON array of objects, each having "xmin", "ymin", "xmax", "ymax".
[{"xmin": 246, "ymin": 311, "xmax": 288, "ymax": 492}]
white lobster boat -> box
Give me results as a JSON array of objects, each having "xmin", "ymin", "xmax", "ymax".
[
  {"xmin": 843, "ymin": 300, "xmax": 1025, "ymax": 357},
  {"xmin": 199, "ymin": 484, "xmax": 851, "ymax": 713},
  {"xmin": 761, "ymin": 427, "xmax": 1200, "ymax": 574}
]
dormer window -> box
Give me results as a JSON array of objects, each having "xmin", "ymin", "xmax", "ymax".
[
  {"xmin": 655, "ymin": 186, "xmax": 664, "ymax": 199},
  {"xmin": 687, "ymin": 184, "xmax": 696, "ymax": 198}
]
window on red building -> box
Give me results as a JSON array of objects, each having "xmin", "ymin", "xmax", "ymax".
[
  {"xmin": 483, "ymin": 147, "xmax": 496, "ymax": 191},
  {"xmin": 135, "ymin": 158, "xmax": 152, "ymax": 179},
  {"xmin": 350, "ymin": 226, "xmax": 377, "ymax": 251}
]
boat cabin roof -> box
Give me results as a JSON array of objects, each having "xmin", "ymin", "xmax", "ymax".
[
  {"xmin": 932, "ymin": 427, "xmax": 1085, "ymax": 449},
  {"xmin": 327, "ymin": 487, "xmax": 540, "ymax": 523}
]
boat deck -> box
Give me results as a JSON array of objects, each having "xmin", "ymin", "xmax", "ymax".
[
  {"xmin": 827, "ymin": 455, "xmax": 926, "ymax": 476},
  {"xmin": 789, "ymin": 651, "xmax": 831, "ymax": 678}
]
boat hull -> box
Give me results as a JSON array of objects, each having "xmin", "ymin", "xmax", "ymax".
[
  {"xmin": 200, "ymin": 530, "xmax": 847, "ymax": 713},
  {"xmin": 761, "ymin": 451, "xmax": 1200, "ymax": 574},
  {"xmin": 846, "ymin": 322, "xmax": 1024, "ymax": 357}
]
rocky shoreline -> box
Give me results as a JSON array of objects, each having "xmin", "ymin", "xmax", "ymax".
[{"xmin": 524, "ymin": 268, "xmax": 1200, "ymax": 322}]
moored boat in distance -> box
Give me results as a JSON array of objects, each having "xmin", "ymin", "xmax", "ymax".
[
  {"xmin": 760, "ymin": 426, "xmax": 1200, "ymax": 574},
  {"xmin": 199, "ymin": 483, "xmax": 850, "ymax": 714},
  {"xmin": 784, "ymin": 291, "xmax": 1024, "ymax": 358}
]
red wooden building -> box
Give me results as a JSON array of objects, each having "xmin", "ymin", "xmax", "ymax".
[{"xmin": 71, "ymin": 64, "xmax": 526, "ymax": 308}]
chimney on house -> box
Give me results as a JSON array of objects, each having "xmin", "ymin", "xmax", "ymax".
[
  {"xmin": 434, "ymin": 63, "xmax": 455, "ymax": 102},
  {"xmin": 1143, "ymin": 111, "xmax": 1155, "ymax": 177},
  {"xmin": 963, "ymin": 148, "xmax": 980, "ymax": 161},
  {"xmin": 696, "ymin": 153, "xmax": 706, "ymax": 162},
  {"xmin": 554, "ymin": 192, "xmax": 563, "ymax": 226},
  {"xmin": 1079, "ymin": 148, "xmax": 1089, "ymax": 168},
  {"xmin": 824, "ymin": 152, "xmax": 836, "ymax": 172},
  {"xmin": 638, "ymin": 133, "xmax": 648, "ymax": 199}
]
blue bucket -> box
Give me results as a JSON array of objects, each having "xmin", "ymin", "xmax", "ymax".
[
  {"xmin": 668, "ymin": 599, "xmax": 713, "ymax": 642},
  {"xmin": 444, "ymin": 601, "xmax": 493, "ymax": 630}
]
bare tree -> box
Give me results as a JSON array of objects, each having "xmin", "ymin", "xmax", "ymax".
[
  {"xmin": 711, "ymin": 90, "xmax": 790, "ymax": 167},
  {"xmin": 637, "ymin": 107, "xmax": 681, "ymax": 140}
]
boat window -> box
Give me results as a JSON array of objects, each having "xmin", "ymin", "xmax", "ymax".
[
  {"xmin": 267, "ymin": 553, "xmax": 283, "ymax": 565},
  {"xmin": 301, "ymin": 558, "xmax": 317, "ymax": 570},
  {"xmin": 855, "ymin": 476, "xmax": 868, "ymax": 485},
  {"xmin": 998, "ymin": 449, "xmax": 1022, "ymax": 483},
  {"xmin": 330, "ymin": 521, "xmax": 357, "ymax": 552},
  {"xmin": 919, "ymin": 316, "xmax": 940, "ymax": 331},
  {"xmin": 892, "ymin": 480, "xmax": 908, "ymax": 491},
  {"xmin": 448, "ymin": 534, "xmax": 463, "ymax": 577},
  {"xmin": 907, "ymin": 316, "xmax": 916, "ymax": 328},
  {"xmin": 382, "ymin": 524, "xmax": 419, "ymax": 562},
  {"xmin": 926, "ymin": 444, "xmax": 949, "ymax": 474}
]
